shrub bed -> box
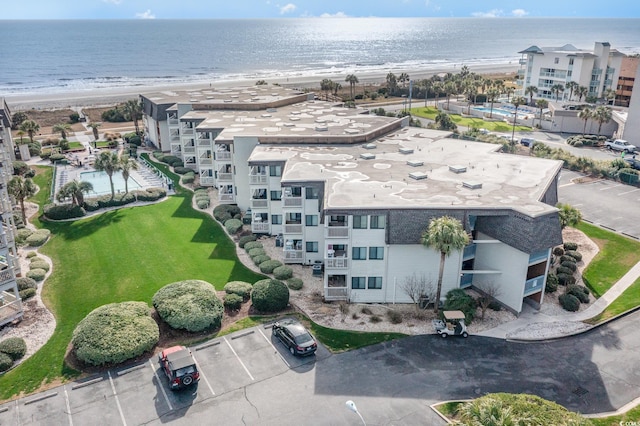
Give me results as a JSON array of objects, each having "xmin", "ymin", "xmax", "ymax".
[
  {"xmin": 560, "ymin": 255, "xmax": 577, "ymax": 264},
  {"xmin": 19, "ymin": 288, "xmax": 36, "ymax": 300},
  {"xmin": 252, "ymin": 255, "xmax": 270, "ymax": 266},
  {"xmin": 152, "ymin": 280, "xmax": 224, "ymax": 332},
  {"xmin": 43, "ymin": 204, "xmax": 86, "ymax": 220},
  {"xmin": 259, "ymin": 259, "xmax": 283, "ymax": 274},
  {"xmin": 224, "ymin": 218, "xmax": 243, "ymax": 234},
  {"xmin": 564, "ymin": 250, "xmax": 582, "ymax": 262},
  {"xmin": 224, "ymin": 293, "xmax": 243, "ymax": 311},
  {"xmin": 251, "ymin": 279, "xmax": 289, "ymax": 312},
  {"xmin": 29, "ymin": 260, "xmax": 50, "ymax": 272},
  {"xmin": 196, "ymin": 198, "xmax": 210, "ymax": 209},
  {"xmin": 132, "ymin": 188, "xmax": 166, "ymax": 202},
  {"xmin": 557, "ymin": 273, "xmax": 576, "ymax": 286},
  {"xmin": 273, "ymin": 266, "xmax": 293, "ymax": 280},
  {"xmin": 568, "ymin": 285, "xmax": 590, "ymax": 303},
  {"xmin": 563, "ymin": 242, "xmax": 578, "ymax": 251},
  {"xmin": 560, "ymin": 261, "xmax": 577, "ymax": 272},
  {"xmin": 0, "ymin": 337, "xmax": 27, "ymax": 361},
  {"xmin": 25, "ymin": 229, "xmax": 51, "ymax": 246},
  {"xmin": 243, "ymin": 241, "xmax": 263, "ymax": 251},
  {"xmin": 26, "ymin": 251, "xmax": 38, "ymax": 259},
  {"xmin": 17, "ymin": 277, "xmax": 37, "ymax": 291},
  {"xmin": 224, "ymin": 281, "xmax": 253, "ymax": 300},
  {"xmin": 545, "ymin": 273, "xmax": 558, "ymax": 293},
  {"xmin": 559, "ymin": 293, "xmax": 580, "ymax": 312},
  {"xmin": 248, "ymin": 247, "xmax": 266, "ymax": 258},
  {"xmin": 287, "ymin": 277, "xmax": 304, "ymax": 290},
  {"xmin": 443, "ymin": 289, "xmax": 477, "ymax": 324},
  {"xmin": 556, "ymin": 266, "xmax": 574, "ymax": 276},
  {"xmin": 0, "ymin": 353, "xmax": 12, "ymax": 372},
  {"xmin": 238, "ymin": 234, "xmax": 257, "ymax": 248},
  {"xmin": 72, "ymin": 301, "xmax": 159, "ymax": 366},
  {"xmin": 174, "ymin": 167, "xmax": 192, "ymax": 175},
  {"xmin": 26, "ymin": 268, "xmax": 47, "ymax": 281},
  {"xmin": 182, "ymin": 172, "xmax": 195, "ymax": 184},
  {"xmin": 15, "ymin": 229, "xmax": 34, "ymax": 245},
  {"xmin": 214, "ymin": 205, "xmax": 241, "ymax": 222}
]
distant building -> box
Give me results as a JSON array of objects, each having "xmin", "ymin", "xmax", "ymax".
[
  {"xmin": 0, "ymin": 99, "xmax": 23, "ymax": 327},
  {"xmin": 140, "ymin": 86, "xmax": 563, "ymax": 314},
  {"xmin": 615, "ymin": 56, "xmax": 639, "ymax": 107}
]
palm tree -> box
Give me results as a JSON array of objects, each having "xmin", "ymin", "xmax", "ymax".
[
  {"xmin": 510, "ymin": 96, "xmax": 527, "ymax": 144},
  {"xmin": 535, "ymin": 99, "xmax": 548, "ymax": 128},
  {"xmin": 332, "ymin": 82, "xmax": 342, "ymax": 96},
  {"xmin": 57, "ymin": 180, "xmax": 93, "ymax": 206},
  {"xmin": 19, "ymin": 119, "xmax": 40, "ymax": 143},
  {"xmin": 565, "ymin": 81, "xmax": 578, "ymax": 101},
  {"xmin": 15, "ymin": 130, "xmax": 25, "ymax": 143},
  {"xmin": 505, "ymin": 87, "xmax": 515, "ymax": 102},
  {"xmin": 432, "ymin": 81, "xmax": 443, "ymax": 109},
  {"xmin": 557, "ymin": 203, "xmax": 582, "ymax": 228},
  {"xmin": 8, "ymin": 176, "xmax": 37, "ymax": 224},
  {"xmin": 398, "ymin": 72, "xmax": 410, "ymax": 88},
  {"xmin": 119, "ymin": 155, "xmax": 139, "ymax": 194},
  {"xmin": 345, "ymin": 74, "xmax": 359, "ymax": 100},
  {"xmin": 320, "ymin": 79, "xmax": 333, "ymax": 100},
  {"xmin": 52, "ymin": 123, "xmax": 72, "ymax": 140},
  {"xmin": 524, "ymin": 85, "xmax": 538, "ymax": 105},
  {"xmin": 421, "ymin": 216, "xmax": 469, "ymax": 314},
  {"xmin": 603, "ymin": 88, "xmax": 616, "ymax": 105},
  {"xmin": 386, "ymin": 72, "xmax": 398, "ymax": 95},
  {"xmin": 576, "ymin": 85, "xmax": 588, "ymax": 102},
  {"xmin": 486, "ymin": 88, "xmax": 500, "ymax": 119},
  {"xmin": 88, "ymin": 122, "xmax": 101, "ymax": 146},
  {"xmin": 94, "ymin": 151, "xmax": 121, "ymax": 199},
  {"xmin": 578, "ymin": 107, "xmax": 593, "ymax": 135},
  {"xmin": 594, "ymin": 105, "xmax": 612, "ymax": 135},
  {"xmin": 444, "ymin": 82, "xmax": 457, "ymax": 110},
  {"xmin": 550, "ymin": 84, "xmax": 564, "ymax": 102},
  {"xmin": 123, "ymin": 99, "xmax": 143, "ymax": 135}
]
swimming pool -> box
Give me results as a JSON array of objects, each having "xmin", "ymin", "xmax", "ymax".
[
  {"xmin": 472, "ymin": 106, "xmax": 534, "ymax": 118},
  {"xmin": 79, "ymin": 171, "xmax": 142, "ymax": 196}
]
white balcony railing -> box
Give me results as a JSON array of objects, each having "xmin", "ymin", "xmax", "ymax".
[
  {"xmin": 324, "ymin": 287, "xmax": 348, "ymax": 301},
  {"xmin": 252, "ymin": 222, "xmax": 270, "ymax": 233},
  {"xmin": 183, "ymin": 146, "xmax": 196, "ymax": 154},
  {"xmin": 251, "ymin": 199, "xmax": 268, "ymax": 208},
  {"xmin": 168, "ymin": 118, "xmax": 179, "ymax": 126},
  {"xmin": 199, "ymin": 158, "xmax": 213, "ymax": 165},
  {"xmin": 217, "ymin": 172, "xmax": 233, "ymax": 181},
  {"xmin": 249, "ymin": 175, "xmax": 268, "ymax": 185},
  {"xmin": 326, "ymin": 226, "xmax": 349, "ymax": 238},
  {"xmin": 326, "ymin": 257, "xmax": 348, "ymax": 269},
  {"xmin": 182, "ymin": 128, "xmax": 194, "ymax": 135},
  {"xmin": 284, "ymin": 224, "xmax": 302, "ymax": 234},
  {"xmin": 218, "ymin": 193, "xmax": 235, "ymax": 203},
  {"xmin": 216, "ymin": 151, "xmax": 232, "ymax": 161},
  {"xmin": 200, "ymin": 177, "xmax": 215, "ymax": 186},
  {"xmin": 283, "ymin": 250, "xmax": 303, "ymax": 262},
  {"xmin": 0, "ymin": 291, "xmax": 23, "ymax": 327},
  {"xmin": 0, "ymin": 269, "xmax": 14, "ymax": 286},
  {"xmin": 283, "ymin": 197, "xmax": 302, "ymax": 207}
]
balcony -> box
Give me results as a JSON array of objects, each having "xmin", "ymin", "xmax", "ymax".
[
  {"xmin": 217, "ymin": 172, "xmax": 233, "ymax": 182},
  {"xmin": 252, "ymin": 222, "xmax": 270, "ymax": 233},
  {"xmin": 283, "ymin": 250, "xmax": 303, "ymax": 263},
  {"xmin": 216, "ymin": 151, "xmax": 232, "ymax": 161},
  {"xmin": 199, "ymin": 157, "xmax": 213, "ymax": 166},
  {"xmin": 283, "ymin": 197, "xmax": 302, "ymax": 207},
  {"xmin": 0, "ymin": 291, "xmax": 23, "ymax": 328},
  {"xmin": 524, "ymin": 275, "xmax": 545, "ymax": 296},
  {"xmin": 326, "ymin": 226, "xmax": 349, "ymax": 238},
  {"xmin": 249, "ymin": 175, "xmax": 268, "ymax": 185},
  {"xmin": 284, "ymin": 224, "xmax": 302, "ymax": 234},
  {"xmin": 326, "ymin": 257, "xmax": 348, "ymax": 269},
  {"xmin": 251, "ymin": 199, "xmax": 268, "ymax": 208},
  {"xmin": 200, "ymin": 176, "xmax": 215, "ymax": 186},
  {"xmin": 168, "ymin": 117, "xmax": 179, "ymax": 126},
  {"xmin": 182, "ymin": 128, "xmax": 194, "ymax": 135},
  {"xmin": 324, "ymin": 286, "xmax": 348, "ymax": 301},
  {"xmin": 183, "ymin": 146, "xmax": 196, "ymax": 154},
  {"xmin": 0, "ymin": 269, "xmax": 14, "ymax": 286},
  {"xmin": 518, "ymin": 58, "xmax": 527, "ymax": 65}
]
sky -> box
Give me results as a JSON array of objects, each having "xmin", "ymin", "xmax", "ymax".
[{"xmin": 2, "ymin": 0, "xmax": 639, "ymax": 19}]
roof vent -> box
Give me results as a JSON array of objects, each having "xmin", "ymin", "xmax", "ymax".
[
  {"xmin": 261, "ymin": 114, "xmax": 272, "ymax": 118},
  {"xmin": 449, "ymin": 165, "xmax": 467, "ymax": 174},
  {"xmin": 267, "ymin": 108, "xmax": 277, "ymax": 113},
  {"xmin": 463, "ymin": 181, "xmax": 483, "ymax": 189},
  {"xmin": 344, "ymin": 129, "xmax": 359, "ymax": 135},
  {"xmin": 407, "ymin": 160, "xmax": 423, "ymax": 167},
  {"xmin": 360, "ymin": 153, "xmax": 376, "ymax": 160},
  {"xmin": 315, "ymin": 125, "xmax": 329, "ymax": 132},
  {"xmin": 409, "ymin": 171, "xmax": 428, "ymax": 180},
  {"xmin": 399, "ymin": 147, "xmax": 414, "ymax": 154},
  {"xmin": 363, "ymin": 143, "xmax": 376, "ymax": 149}
]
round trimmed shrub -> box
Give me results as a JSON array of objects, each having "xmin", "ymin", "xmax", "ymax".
[
  {"xmin": 248, "ymin": 247, "xmax": 266, "ymax": 258},
  {"xmin": 565, "ymin": 250, "xmax": 582, "ymax": 262},
  {"xmin": 563, "ymin": 242, "xmax": 578, "ymax": 251},
  {"xmin": 556, "ymin": 266, "xmax": 574, "ymax": 276},
  {"xmin": 238, "ymin": 234, "xmax": 257, "ymax": 248},
  {"xmin": 287, "ymin": 277, "xmax": 304, "ymax": 290},
  {"xmin": 253, "ymin": 255, "xmax": 271, "ymax": 266},
  {"xmin": 174, "ymin": 167, "xmax": 192, "ymax": 175},
  {"xmin": 273, "ymin": 266, "xmax": 293, "ymax": 280},
  {"xmin": 19, "ymin": 288, "xmax": 36, "ymax": 300},
  {"xmin": 244, "ymin": 241, "xmax": 263, "ymax": 251},
  {"xmin": 72, "ymin": 301, "xmax": 159, "ymax": 366},
  {"xmin": 224, "ymin": 293, "xmax": 243, "ymax": 311},
  {"xmin": 15, "ymin": 228, "xmax": 34, "ymax": 245},
  {"xmin": 552, "ymin": 247, "xmax": 564, "ymax": 256},
  {"xmin": 26, "ymin": 268, "xmax": 47, "ymax": 281},
  {"xmin": 214, "ymin": 205, "xmax": 241, "ymax": 222},
  {"xmin": 152, "ymin": 280, "xmax": 224, "ymax": 332},
  {"xmin": 560, "ymin": 255, "xmax": 576, "ymax": 264},
  {"xmin": 0, "ymin": 352, "xmax": 12, "ymax": 372},
  {"xmin": 25, "ymin": 250, "xmax": 39, "ymax": 259},
  {"xmin": 568, "ymin": 285, "xmax": 590, "ymax": 303},
  {"xmin": 560, "ymin": 261, "xmax": 577, "ymax": 272},
  {"xmin": 29, "ymin": 260, "xmax": 50, "ymax": 272},
  {"xmin": 259, "ymin": 259, "xmax": 283, "ymax": 274},
  {"xmin": 224, "ymin": 218, "xmax": 243, "ymax": 234},
  {"xmin": 196, "ymin": 199, "xmax": 210, "ymax": 209},
  {"xmin": 557, "ymin": 273, "xmax": 576, "ymax": 286},
  {"xmin": 17, "ymin": 277, "xmax": 37, "ymax": 291},
  {"xmin": 559, "ymin": 293, "xmax": 580, "ymax": 312},
  {"xmin": 251, "ymin": 279, "xmax": 289, "ymax": 313},
  {"xmin": 224, "ymin": 281, "xmax": 253, "ymax": 300},
  {"xmin": 182, "ymin": 172, "xmax": 195, "ymax": 184},
  {"xmin": 28, "ymin": 256, "xmax": 44, "ymax": 263},
  {"xmin": 0, "ymin": 337, "xmax": 27, "ymax": 361},
  {"xmin": 25, "ymin": 229, "xmax": 51, "ymax": 247},
  {"xmin": 545, "ymin": 273, "xmax": 558, "ymax": 293}
]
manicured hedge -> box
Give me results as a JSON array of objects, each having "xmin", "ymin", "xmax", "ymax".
[
  {"xmin": 15, "ymin": 229, "xmax": 33, "ymax": 246},
  {"xmin": 43, "ymin": 204, "xmax": 86, "ymax": 220},
  {"xmin": 552, "ymin": 247, "xmax": 564, "ymax": 256},
  {"xmin": 174, "ymin": 167, "xmax": 192, "ymax": 175},
  {"xmin": 182, "ymin": 172, "xmax": 195, "ymax": 184},
  {"xmin": 26, "ymin": 268, "xmax": 47, "ymax": 281},
  {"xmin": 224, "ymin": 293, "xmax": 244, "ymax": 311},
  {"xmin": 214, "ymin": 205, "xmax": 241, "ymax": 222},
  {"xmin": 557, "ymin": 273, "xmax": 576, "ymax": 286},
  {"xmin": 252, "ymin": 255, "xmax": 271, "ymax": 266},
  {"xmin": 564, "ymin": 250, "xmax": 582, "ymax": 262},
  {"xmin": 25, "ymin": 229, "xmax": 51, "ymax": 247},
  {"xmin": 259, "ymin": 259, "xmax": 283, "ymax": 274},
  {"xmin": 224, "ymin": 281, "xmax": 253, "ymax": 300},
  {"xmin": 545, "ymin": 273, "xmax": 558, "ymax": 293},
  {"xmin": 273, "ymin": 266, "xmax": 293, "ymax": 280},
  {"xmin": 17, "ymin": 277, "xmax": 37, "ymax": 291},
  {"xmin": 559, "ymin": 293, "xmax": 580, "ymax": 312},
  {"xmin": 19, "ymin": 288, "xmax": 36, "ymax": 300},
  {"xmin": 563, "ymin": 242, "xmax": 578, "ymax": 251},
  {"xmin": 72, "ymin": 301, "xmax": 159, "ymax": 366},
  {"xmin": 556, "ymin": 266, "xmax": 574, "ymax": 276},
  {"xmin": 224, "ymin": 218, "xmax": 243, "ymax": 234},
  {"xmin": 196, "ymin": 198, "xmax": 210, "ymax": 209},
  {"xmin": 287, "ymin": 277, "xmax": 304, "ymax": 290},
  {"xmin": 152, "ymin": 280, "xmax": 224, "ymax": 332},
  {"xmin": 568, "ymin": 285, "xmax": 590, "ymax": 303},
  {"xmin": 248, "ymin": 247, "xmax": 266, "ymax": 258},
  {"xmin": 238, "ymin": 235, "xmax": 258, "ymax": 248},
  {"xmin": 243, "ymin": 241, "xmax": 263, "ymax": 251},
  {"xmin": 0, "ymin": 353, "xmax": 12, "ymax": 372},
  {"xmin": 0, "ymin": 337, "xmax": 27, "ymax": 361},
  {"xmin": 251, "ymin": 279, "xmax": 289, "ymax": 312},
  {"xmin": 28, "ymin": 256, "xmax": 44, "ymax": 263},
  {"xmin": 560, "ymin": 261, "xmax": 577, "ymax": 272},
  {"xmin": 29, "ymin": 260, "xmax": 50, "ymax": 272}
]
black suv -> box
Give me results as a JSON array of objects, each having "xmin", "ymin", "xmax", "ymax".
[
  {"xmin": 158, "ymin": 346, "xmax": 200, "ymax": 390},
  {"xmin": 272, "ymin": 318, "xmax": 317, "ymax": 356}
]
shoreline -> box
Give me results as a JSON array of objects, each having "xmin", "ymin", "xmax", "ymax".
[{"xmin": 2, "ymin": 63, "xmax": 518, "ymax": 111}]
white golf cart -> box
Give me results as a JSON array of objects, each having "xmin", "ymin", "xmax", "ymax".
[{"xmin": 432, "ymin": 310, "xmax": 468, "ymax": 338}]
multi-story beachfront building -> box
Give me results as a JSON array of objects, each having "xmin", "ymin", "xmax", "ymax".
[
  {"xmin": 0, "ymin": 99, "xmax": 23, "ymax": 327},
  {"xmin": 140, "ymin": 86, "xmax": 563, "ymax": 314},
  {"xmin": 615, "ymin": 56, "xmax": 639, "ymax": 107},
  {"xmin": 517, "ymin": 42, "xmax": 625, "ymax": 101}
]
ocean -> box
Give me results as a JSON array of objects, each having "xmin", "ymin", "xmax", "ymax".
[{"xmin": 0, "ymin": 18, "xmax": 639, "ymax": 96}]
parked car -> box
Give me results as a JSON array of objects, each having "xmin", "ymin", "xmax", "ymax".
[
  {"xmin": 624, "ymin": 157, "xmax": 640, "ymax": 170},
  {"xmin": 520, "ymin": 137, "xmax": 535, "ymax": 147},
  {"xmin": 605, "ymin": 139, "xmax": 637, "ymax": 153},
  {"xmin": 272, "ymin": 318, "xmax": 317, "ymax": 356},
  {"xmin": 158, "ymin": 346, "xmax": 200, "ymax": 390}
]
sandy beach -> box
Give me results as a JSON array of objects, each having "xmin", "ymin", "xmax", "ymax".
[{"xmin": 3, "ymin": 63, "xmax": 518, "ymax": 111}]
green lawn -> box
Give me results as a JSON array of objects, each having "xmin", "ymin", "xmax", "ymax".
[
  {"xmin": 409, "ymin": 106, "xmax": 531, "ymax": 132},
  {"xmin": 66, "ymin": 141, "xmax": 84, "ymax": 150},
  {"xmin": 0, "ymin": 166, "xmax": 264, "ymax": 399}
]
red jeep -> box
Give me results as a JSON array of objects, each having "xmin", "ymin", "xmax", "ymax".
[{"xmin": 158, "ymin": 346, "xmax": 200, "ymax": 390}]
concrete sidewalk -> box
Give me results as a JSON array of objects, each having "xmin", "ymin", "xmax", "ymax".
[{"xmin": 477, "ymin": 260, "xmax": 640, "ymax": 340}]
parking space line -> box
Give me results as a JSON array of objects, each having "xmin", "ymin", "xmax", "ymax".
[
  {"xmin": 619, "ymin": 188, "xmax": 640, "ymax": 196},
  {"xmin": 107, "ymin": 371, "xmax": 127, "ymax": 426},
  {"xmin": 63, "ymin": 385, "xmax": 73, "ymax": 426},
  {"xmin": 192, "ymin": 357, "xmax": 215, "ymax": 396},
  {"xmin": 558, "ymin": 182, "xmax": 575, "ymax": 188},
  {"xmin": 14, "ymin": 399, "xmax": 20, "ymax": 426},
  {"xmin": 600, "ymin": 184, "xmax": 622, "ymax": 191},
  {"xmin": 223, "ymin": 336, "xmax": 255, "ymax": 381},
  {"xmin": 148, "ymin": 360, "xmax": 172, "ymax": 412},
  {"xmin": 257, "ymin": 328, "xmax": 290, "ymax": 368}
]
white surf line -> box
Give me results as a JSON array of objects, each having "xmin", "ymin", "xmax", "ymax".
[
  {"xmin": 107, "ymin": 371, "xmax": 127, "ymax": 426},
  {"xmin": 63, "ymin": 385, "xmax": 74, "ymax": 426},
  {"xmin": 257, "ymin": 328, "xmax": 290, "ymax": 368},
  {"xmin": 618, "ymin": 188, "xmax": 640, "ymax": 196},
  {"xmin": 223, "ymin": 336, "xmax": 255, "ymax": 381},
  {"xmin": 148, "ymin": 360, "xmax": 173, "ymax": 412},
  {"xmin": 600, "ymin": 184, "xmax": 622, "ymax": 191},
  {"xmin": 192, "ymin": 357, "xmax": 215, "ymax": 396}
]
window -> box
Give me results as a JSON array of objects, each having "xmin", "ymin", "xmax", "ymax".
[
  {"xmin": 305, "ymin": 215, "xmax": 318, "ymax": 226},
  {"xmin": 368, "ymin": 277, "xmax": 383, "ymax": 289},
  {"xmin": 270, "ymin": 190, "xmax": 282, "ymax": 200},
  {"xmin": 286, "ymin": 212, "xmax": 301, "ymax": 223},
  {"xmin": 370, "ymin": 215, "xmax": 385, "ymax": 229},
  {"xmin": 369, "ymin": 247, "xmax": 384, "ymax": 260},
  {"xmin": 306, "ymin": 242, "xmax": 318, "ymax": 253},
  {"xmin": 352, "ymin": 247, "xmax": 367, "ymax": 260},
  {"xmin": 569, "ymin": 58, "xmax": 574, "ymax": 65},
  {"xmin": 269, "ymin": 165, "xmax": 282, "ymax": 176},
  {"xmin": 305, "ymin": 187, "xmax": 319, "ymax": 199},
  {"xmin": 290, "ymin": 187, "xmax": 302, "ymax": 197},
  {"xmin": 352, "ymin": 277, "xmax": 366, "ymax": 289},
  {"xmin": 352, "ymin": 215, "xmax": 367, "ymax": 229},
  {"xmin": 271, "ymin": 215, "xmax": 282, "ymax": 225},
  {"xmin": 554, "ymin": 57, "xmax": 559, "ymax": 64}
]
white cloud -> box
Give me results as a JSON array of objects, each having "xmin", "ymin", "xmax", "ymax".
[
  {"xmin": 471, "ymin": 9, "xmax": 504, "ymax": 18},
  {"xmin": 320, "ymin": 11, "xmax": 348, "ymax": 18},
  {"xmin": 135, "ymin": 9, "xmax": 155, "ymax": 19},
  {"xmin": 280, "ymin": 3, "xmax": 296, "ymax": 14},
  {"xmin": 512, "ymin": 9, "xmax": 529, "ymax": 17},
  {"xmin": 102, "ymin": 0, "xmax": 122, "ymax": 4}
]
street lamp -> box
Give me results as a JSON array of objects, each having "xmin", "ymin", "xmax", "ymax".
[{"xmin": 345, "ymin": 400, "xmax": 366, "ymax": 425}]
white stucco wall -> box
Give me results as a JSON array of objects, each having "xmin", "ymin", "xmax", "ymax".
[{"xmin": 232, "ymin": 136, "xmax": 259, "ymax": 211}]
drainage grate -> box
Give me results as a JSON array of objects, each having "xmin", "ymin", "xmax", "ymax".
[{"xmin": 573, "ymin": 386, "xmax": 589, "ymax": 396}]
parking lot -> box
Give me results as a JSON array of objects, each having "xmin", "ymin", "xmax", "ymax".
[{"xmin": 0, "ymin": 323, "xmax": 326, "ymax": 425}]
